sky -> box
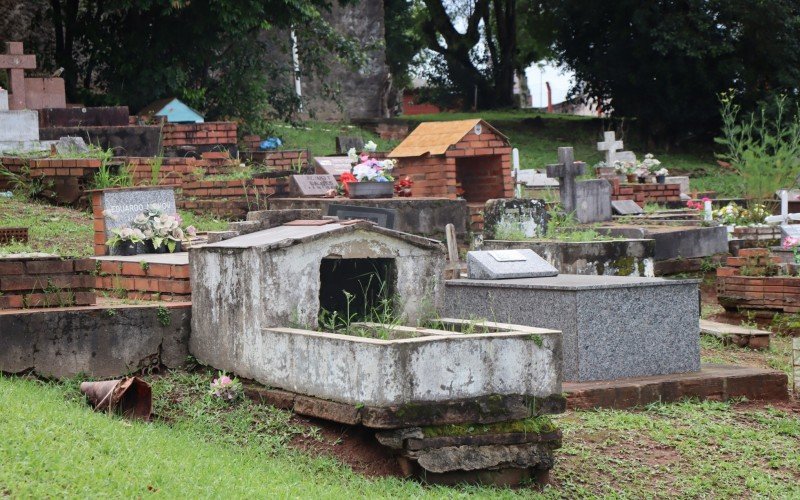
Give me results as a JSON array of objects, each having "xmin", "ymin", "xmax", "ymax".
[{"xmin": 526, "ymin": 61, "xmax": 574, "ymax": 107}]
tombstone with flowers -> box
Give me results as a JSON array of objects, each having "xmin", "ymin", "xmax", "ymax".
[
  {"xmin": 106, "ymin": 205, "xmax": 196, "ymax": 255},
  {"xmin": 340, "ymin": 141, "xmax": 397, "ymax": 199}
]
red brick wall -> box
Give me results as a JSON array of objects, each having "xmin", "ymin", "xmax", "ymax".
[
  {"xmin": 178, "ymin": 177, "xmax": 286, "ymax": 219},
  {"xmin": 612, "ymin": 182, "xmax": 681, "ymax": 206},
  {"xmin": 716, "ymin": 248, "xmax": 799, "ymax": 313},
  {"xmin": 96, "ymin": 260, "xmax": 190, "ymax": 302},
  {"xmin": 0, "ymin": 156, "xmax": 102, "ymax": 204},
  {"xmin": 242, "ymin": 149, "xmax": 309, "ymax": 170},
  {"xmin": 161, "ymin": 122, "xmax": 237, "ymax": 148},
  {"xmin": 392, "ymin": 129, "xmax": 513, "ymax": 202},
  {"xmin": 0, "ymin": 257, "xmax": 96, "ymax": 309}
]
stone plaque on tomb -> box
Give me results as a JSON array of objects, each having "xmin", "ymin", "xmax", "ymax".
[
  {"xmin": 483, "ymin": 199, "xmax": 548, "ymax": 240},
  {"xmin": 289, "ymin": 174, "xmax": 338, "ymax": 197},
  {"xmin": 575, "ymin": 179, "xmax": 612, "ymax": 224},
  {"xmin": 516, "ymin": 169, "xmax": 558, "ymax": 188},
  {"xmin": 467, "ymin": 249, "xmax": 558, "ymax": 280},
  {"xmin": 611, "ymin": 199, "xmax": 645, "ymax": 215},
  {"xmin": 336, "ymin": 136, "xmax": 365, "ymax": 154},
  {"xmin": 100, "ymin": 186, "xmax": 176, "ymax": 240},
  {"xmin": 781, "ymin": 224, "xmax": 800, "ymax": 240},
  {"xmin": 616, "ymin": 151, "xmax": 637, "ymax": 163},
  {"xmin": 313, "ymin": 156, "xmax": 353, "ymax": 178},
  {"xmin": 327, "ymin": 204, "xmax": 397, "ymax": 229}
]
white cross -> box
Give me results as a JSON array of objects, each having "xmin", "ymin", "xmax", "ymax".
[{"xmin": 597, "ymin": 131, "xmax": 623, "ymax": 165}]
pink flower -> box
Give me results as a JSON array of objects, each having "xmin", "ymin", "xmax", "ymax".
[
  {"xmin": 782, "ymin": 236, "xmax": 799, "ymax": 250},
  {"xmin": 186, "ymin": 225, "xmax": 197, "ymax": 237},
  {"xmin": 701, "ymin": 197, "xmax": 710, "ymax": 203}
]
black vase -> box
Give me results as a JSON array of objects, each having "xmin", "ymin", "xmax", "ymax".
[
  {"xmin": 116, "ymin": 241, "xmax": 145, "ymax": 256},
  {"xmin": 145, "ymin": 240, "xmax": 182, "ymax": 254},
  {"xmin": 656, "ymin": 175, "xmax": 666, "ymax": 184}
]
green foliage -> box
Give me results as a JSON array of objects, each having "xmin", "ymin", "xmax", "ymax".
[
  {"xmin": 715, "ymin": 94, "xmax": 800, "ymax": 205},
  {"xmin": 0, "ymin": 194, "xmax": 93, "ymax": 257},
  {"xmin": 156, "ymin": 306, "xmax": 171, "ymax": 327},
  {"xmin": 149, "ymin": 157, "xmax": 163, "ymax": 186},
  {"xmin": 552, "ymin": 0, "xmax": 800, "ymax": 142},
  {"xmin": 90, "ymin": 163, "xmax": 134, "ymax": 190},
  {"xmin": 44, "ymin": 0, "xmax": 364, "ymax": 132},
  {"xmin": 0, "ymin": 162, "xmax": 51, "ymax": 199}
]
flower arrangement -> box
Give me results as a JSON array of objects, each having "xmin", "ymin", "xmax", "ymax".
[
  {"xmin": 132, "ymin": 206, "xmax": 192, "ymax": 253},
  {"xmin": 613, "ymin": 160, "xmax": 636, "ymax": 175},
  {"xmin": 106, "ymin": 227, "xmax": 146, "ymax": 248},
  {"xmin": 639, "ymin": 153, "xmax": 662, "ymax": 174},
  {"xmin": 209, "ymin": 371, "xmax": 243, "ymax": 402},
  {"xmin": 686, "ymin": 197, "xmax": 710, "ymax": 210},
  {"xmin": 712, "ymin": 202, "xmax": 770, "ymax": 226},
  {"xmin": 347, "ymin": 147, "xmax": 396, "ymax": 182},
  {"xmin": 394, "ymin": 176, "xmax": 413, "ymax": 197},
  {"xmin": 654, "ymin": 167, "xmax": 669, "ymax": 177}
]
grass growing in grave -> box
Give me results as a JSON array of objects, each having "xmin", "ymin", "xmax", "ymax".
[
  {"xmin": 272, "ymin": 121, "xmax": 399, "ymax": 157},
  {"xmin": 0, "ymin": 194, "xmax": 93, "ymax": 257},
  {"xmin": 700, "ymin": 333, "xmax": 794, "ymax": 376},
  {"xmin": 177, "ymin": 210, "xmax": 230, "ymax": 232},
  {"xmin": 2, "ymin": 370, "xmax": 799, "ymax": 498}
]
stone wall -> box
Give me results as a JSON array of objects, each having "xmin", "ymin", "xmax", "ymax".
[
  {"xmin": 96, "ymin": 260, "xmax": 192, "ymax": 302},
  {"xmin": 161, "ymin": 122, "xmax": 237, "ymax": 149}
]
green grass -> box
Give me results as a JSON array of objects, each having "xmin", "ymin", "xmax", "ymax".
[
  {"xmin": 273, "ymin": 122, "xmax": 399, "ymax": 157},
  {"xmin": 178, "ymin": 210, "xmax": 230, "ymax": 232},
  {"xmin": 1, "ymin": 369, "xmax": 798, "ymax": 497},
  {"xmin": 0, "ymin": 194, "xmax": 93, "ymax": 257}
]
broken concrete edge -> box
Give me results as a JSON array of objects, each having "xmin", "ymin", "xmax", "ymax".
[
  {"xmin": 0, "ymin": 301, "xmax": 191, "ymax": 317},
  {"xmin": 564, "ymin": 364, "xmax": 789, "ymax": 410},
  {"xmin": 243, "ymin": 384, "xmax": 566, "ymax": 429}
]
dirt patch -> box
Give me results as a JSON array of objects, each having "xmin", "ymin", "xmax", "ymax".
[{"xmin": 289, "ymin": 415, "xmax": 403, "ymax": 478}]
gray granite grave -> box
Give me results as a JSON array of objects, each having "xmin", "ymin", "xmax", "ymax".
[
  {"xmin": 313, "ymin": 156, "xmax": 352, "ymax": 178},
  {"xmin": 444, "ymin": 274, "xmax": 700, "ymax": 381},
  {"xmin": 53, "ymin": 136, "xmax": 89, "ymax": 155},
  {"xmin": 289, "ymin": 174, "xmax": 338, "ymax": 196},
  {"xmin": 467, "ymin": 249, "xmax": 558, "ymax": 279},
  {"xmin": 575, "ymin": 179, "xmax": 612, "ymax": 223},
  {"xmin": 335, "ymin": 136, "xmax": 364, "ymax": 154},
  {"xmin": 482, "ymin": 199, "xmax": 548, "ymax": 240},
  {"xmin": 612, "ymin": 199, "xmax": 645, "ymax": 215},
  {"xmin": 100, "ymin": 186, "xmax": 176, "ymax": 255},
  {"xmin": 616, "ymin": 151, "xmax": 637, "ymax": 163}
]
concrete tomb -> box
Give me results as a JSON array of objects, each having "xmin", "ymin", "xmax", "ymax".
[
  {"xmin": 612, "ymin": 199, "xmax": 645, "ymax": 215},
  {"xmin": 482, "ymin": 198, "xmax": 549, "ymax": 240},
  {"xmin": 467, "ymin": 249, "xmax": 558, "ymax": 280}
]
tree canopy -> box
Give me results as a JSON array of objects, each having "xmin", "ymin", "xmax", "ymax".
[
  {"xmin": 552, "ymin": 0, "xmax": 800, "ymax": 143},
  {"xmin": 36, "ymin": 0, "xmax": 362, "ymax": 133}
]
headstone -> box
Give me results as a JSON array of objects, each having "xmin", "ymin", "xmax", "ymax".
[
  {"xmin": 483, "ymin": 199, "xmax": 549, "ymax": 240},
  {"xmin": 597, "ymin": 131, "xmax": 623, "ymax": 165},
  {"xmin": 289, "ymin": 174, "xmax": 338, "ymax": 197},
  {"xmin": 327, "ymin": 204, "xmax": 397, "ymax": 229},
  {"xmin": 665, "ymin": 176, "xmax": 689, "ymax": 195},
  {"xmin": 781, "ymin": 224, "xmax": 800, "ymax": 240},
  {"xmin": 466, "ymin": 249, "xmax": 558, "ymax": 280},
  {"xmin": 336, "ymin": 136, "xmax": 365, "ymax": 154},
  {"xmin": 612, "ymin": 199, "xmax": 645, "ymax": 215},
  {"xmin": 53, "ymin": 136, "xmax": 89, "ymax": 155},
  {"xmin": 575, "ymin": 179, "xmax": 612, "ymax": 223},
  {"xmin": 313, "ymin": 156, "xmax": 353, "ymax": 178},
  {"xmin": 516, "ymin": 169, "xmax": 559, "ymax": 187},
  {"xmin": 0, "ymin": 42, "xmax": 36, "ymax": 110},
  {"xmin": 0, "ymin": 88, "xmax": 7, "ymax": 111},
  {"xmin": 616, "ymin": 151, "xmax": 637, "ymax": 164},
  {"xmin": 100, "ymin": 187, "xmax": 177, "ymax": 255},
  {"xmin": 546, "ymin": 147, "xmax": 586, "ymax": 215}
]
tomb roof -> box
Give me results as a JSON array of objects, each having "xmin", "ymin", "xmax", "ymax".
[
  {"xmin": 201, "ymin": 220, "xmax": 443, "ymax": 252},
  {"xmin": 389, "ymin": 119, "xmax": 507, "ymax": 158}
]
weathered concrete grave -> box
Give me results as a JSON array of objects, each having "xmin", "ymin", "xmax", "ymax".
[
  {"xmin": 575, "ymin": 179, "xmax": 612, "ymax": 223},
  {"xmin": 444, "ymin": 274, "xmax": 700, "ymax": 382},
  {"xmin": 597, "ymin": 225, "xmax": 728, "ymax": 262},
  {"xmin": 612, "ymin": 199, "xmax": 645, "ymax": 216},
  {"xmin": 336, "ymin": 136, "xmax": 364, "ymax": 154},
  {"xmin": 482, "ymin": 239, "xmax": 655, "ymax": 277},
  {"xmin": 483, "ymin": 198, "xmax": 549, "ymax": 240},
  {"xmin": 781, "ymin": 224, "xmax": 800, "ymax": 240},
  {"xmin": 467, "ymin": 249, "xmax": 558, "ymax": 279},
  {"xmin": 289, "ymin": 174, "xmax": 338, "ymax": 197}
]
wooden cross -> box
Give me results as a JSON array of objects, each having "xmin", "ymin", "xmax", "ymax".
[
  {"xmin": 0, "ymin": 42, "xmax": 36, "ymax": 110},
  {"xmin": 597, "ymin": 131, "xmax": 623, "ymax": 165},
  {"xmin": 546, "ymin": 147, "xmax": 586, "ymax": 215}
]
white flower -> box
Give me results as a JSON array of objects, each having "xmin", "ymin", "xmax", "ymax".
[
  {"xmin": 353, "ymin": 163, "xmax": 378, "ymax": 181},
  {"xmin": 132, "ymin": 229, "xmax": 145, "ymax": 240},
  {"xmin": 364, "ymin": 140, "xmax": 377, "ymax": 152},
  {"xmin": 347, "ymin": 148, "xmax": 358, "ymax": 163},
  {"xmin": 101, "ymin": 210, "xmax": 118, "ymax": 222},
  {"xmin": 382, "ymin": 159, "xmax": 396, "ymax": 170}
]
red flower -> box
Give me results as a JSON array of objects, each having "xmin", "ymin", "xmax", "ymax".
[{"xmin": 339, "ymin": 172, "xmax": 357, "ymax": 196}]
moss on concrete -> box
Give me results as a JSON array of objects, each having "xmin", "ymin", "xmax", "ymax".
[{"xmin": 421, "ymin": 415, "xmax": 557, "ymax": 438}]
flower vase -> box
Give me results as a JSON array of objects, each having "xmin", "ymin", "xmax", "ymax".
[
  {"xmin": 348, "ymin": 181, "xmax": 394, "ymax": 199},
  {"xmin": 145, "ymin": 241, "xmax": 182, "ymax": 254},
  {"xmin": 626, "ymin": 174, "xmax": 637, "ymax": 183},
  {"xmin": 115, "ymin": 241, "xmax": 146, "ymax": 256},
  {"xmin": 656, "ymin": 175, "xmax": 666, "ymax": 184},
  {"xmin": 638, "ymin": 177, "xmax": 646, "ymax": 184}
]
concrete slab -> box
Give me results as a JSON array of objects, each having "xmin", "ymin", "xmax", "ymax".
[
  {"xmin": 93, "ymin": 252, "xmax": 189, "ymax": 265},
  {"xmin": 565, "ymin": 364, "xmax": 788, "ymax": 409},
  {"xmin": 0, "ymin": 109, "xmax": 39, "ymax": 141},
  {"xmin": 700, "ymin": 319, "xmax": 771, "ymax": 350}
]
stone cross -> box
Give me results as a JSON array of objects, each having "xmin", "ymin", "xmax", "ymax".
[
  {"xmin": 546, "ymin": 147, "xmax": 586, "ymax": 215},
  {"xmin": 0, "ymin": 42, "xmax": 36, "ymax": 110},
  {"xmin": 597, "ymin": 131, "xmax": 623, "ymax": 165}
]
